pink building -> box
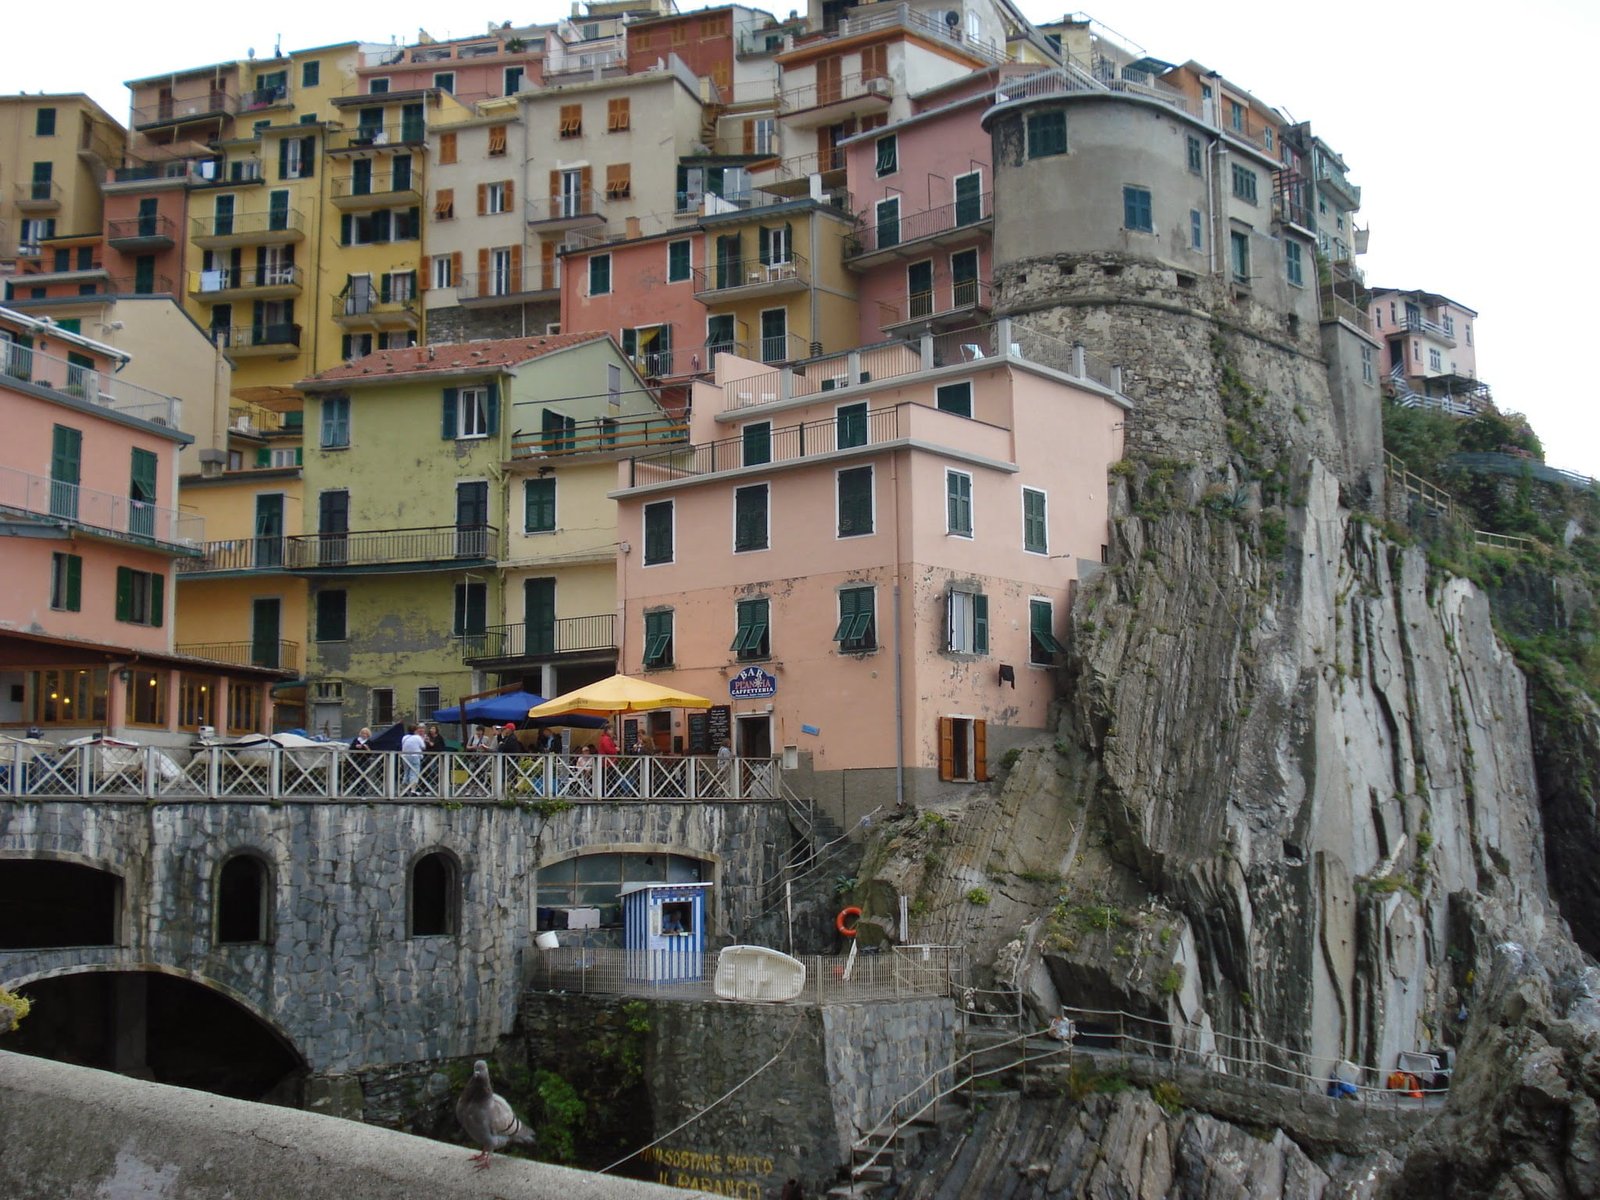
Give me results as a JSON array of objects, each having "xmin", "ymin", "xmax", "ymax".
[
  {"xmin": 1367, "ymin": 288, "xmax": 1486, "ymax": 410},
  {"xmin": 611, "ymin": 318, "xmax": 1127, "ymax": 819},
  {"xmin": 0, "ymin": 307, "xmax": 281, "ymax": 742},
  {"xmin": 559, "ymin": 223, "xmax": 707, "ymax": 380},
  {"xmin": 841, "ymin": 71, "xmax": 996, "ymax": 346}
]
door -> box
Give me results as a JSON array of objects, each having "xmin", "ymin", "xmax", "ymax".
[
  {"xmin": 318, "ymin": 490, "xmax": 349, "ymax": 566},
  {"xmin": 524, "ymin": 577, "xmax": 556, "ymax": 656},
  {"xmin": 401, "ymin": 103, "xmax": 425, "ymax": 143},
  {"xmin": 760, "ymin": 309, "xmax": 787, "ymax": 363},
  {"xmin": 251, "ymin": 598, "xmax": 282, "ymax": 669},
  {"xmin": 50, "ymin": 425, "xmax": 81, "ymax": 520},
  {"xmin": 213, "ymin": 194, "xmax": 235, "ymax": 237},
  {"xmin": 267, "ymin": 190, "xmax": 289, "ymax": 232},
  {"xmin": 133, "ymin": 256, "xmax": 156, "ymax": 294},
  {"xmin": 817, "ymin": 56, "xmax": 841, "ymax": 106},
  {"xmin": 137, "ymin": 198, "xmax": 159, "ymax": 239},
  {"xmin": 560, "ymin": 169, "xmax": 583, "ymax": 218},
  {"xmin": 456, "ymin": 481, "xmax": 489, "ymax": 558},
  {"xmin": 951, "ymin": 249, "xmax": 978, "ymax": 309},
  {"xmin": 715, "ymin": 234, "xmax": 741, "ymax": 290},
  {"xmin": 706, "ymin": 314, "xmax": 735, "ymax": 359},
  {"xmin": 345, "ymin": 274, "xmax": 374, "ymax": 315},
  {"xmin": 254, "ymin": 493, "xmax": 284, "ymax": 567},
  {"xmin": 129, "ymin": 448, "xmax": 157, "ymax": 538},
  {"xmin": 954, "ymin": 172, "xmax": 982, "ymax": 226},
  {"xmin": 352, "ymin": 158, "xmax": 372, "ymax": 196},
  {"xmin": 907, "ymin": 260, "xmax": 934, "ymax": 319}
]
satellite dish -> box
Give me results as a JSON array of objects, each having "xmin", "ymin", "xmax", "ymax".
[{"xmin": 945, "ymin": 9, "xmax": 960, "ymax": 27}]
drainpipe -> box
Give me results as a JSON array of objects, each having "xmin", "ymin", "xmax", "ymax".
[{"xmin": 891, "ymin": 447, "xmax": 905, "ymax": 811}]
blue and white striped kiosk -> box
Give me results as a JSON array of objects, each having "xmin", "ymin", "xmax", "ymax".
[{"xmin": 622, "ymin": 881, "xmax": 712, "ymax": 983}]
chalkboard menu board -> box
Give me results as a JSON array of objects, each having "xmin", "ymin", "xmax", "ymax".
[{"xmin": 688, "ymin": 706, "xmax": 731, "ymax": 754}]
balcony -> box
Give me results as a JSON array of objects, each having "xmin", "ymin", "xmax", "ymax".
[
  {"xmin": 175, "ymin": 639, "xmax": 300, "ymax": 671},
  {"xmin": 512, "ymin": 412, "xmax": 688, "ymax": 459},
  {"xmin": 331, "ymin": 174, "xmax": 423, "ymax": 211},
  {"xmin": 132, "ymin": 91, "xmax": 237, "ymax": 132},
  {"xmin": 217, "ymin": 323, "xmax": 302, "ymax": 357},
  {"xmin": 5, "ymin": 274, "xmax": 176, "ymax": 304},
  {"xmin": 992, "ymin": 63, "xmax": 1193, "ymax": 118},
  {"xmin": 190, "ymin": 264, "xmax": 303, "ymax": 302},
  {"xmin": 77, "ymin": 127, "xmax": 124, "ymax": 167},
  {"xmin": 876, "ymin": 278, "xmax": 993, "ymax": 337},
  {"xmin": 1401, "ymin": 313, "xmax": 1456, "ymax": 346},
  {"xmin": 283, "ymin": 524, "xmax": 497, "ymax": 573},
  {"xmin": 105, "ymin": 161, "xmax": 214, "ymax": 190},
  {"xmin": 454, "ymin": 267, "xmax": 561, "ymax": 308},
  {"xmin": 693, "ymin": 254, "xmax": 809, "ymax": 302},
  {"xmin": 528, "ymin": 188, "xmax": 607, "ymax": 231},
  {"xmin": 460, "ymin": 615, "xmax": 617, "ymax": 667},
  {"xmin": 1316, "ymin": 160, "xmax": 1361, "ymax": 210},
  {"xmin": 846, "ymin": 192, "xmax": 992, "ymax": 265},
  {"xmin": 239, "ymin": 84, "xmax": 292, "ymax": 114},
  {"xmin": 191, "ymin": 208, "xmax": 306, "ymax": 250},
  {"xmin": 10, "ymin": 258, "xmax": 106, "ymax": 286},
  {"xmin": 327, "ymin": 122, "xmax": 428, "ymax": 153},
  {"xmin": 0, "ymin": 463, "xmax": 202, "ymax": 552},
  {"xmin": 777, "ymin": 71, "xmax": 892, "ymax": 125},
  {"xmin": 227, "ymin": 404, "xmax": 293, "ymax": 436},
  {"xmin": 107, "ymin": 214, "xmax": 178, "ymax": 251},
  {"xmin": 826, "ymin": 2, "xmax": 1007, "ymax": 67},
  {"xmin": 756, "ymin": 148, "xmax": 848, "ymax": 199},
  {"xmin": 177, "ymin": 536, "xmax": 290, "ymax": 575},
  {"xmin": 1, "ymin": 342, "xmax": 182, "ymax": 427},
  {"xmin": 331, "ymin": 291, "xmax": 419, "ymax": 331},
  {"xmin": 703, "ymin": 331, "xmax": 815, "ymax": 368},
  {"xmin": 13, "ymin": 180, "xmax": 63, "ymax": 213}
]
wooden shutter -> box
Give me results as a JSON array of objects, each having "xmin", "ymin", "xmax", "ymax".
[
  {"xmin": 509, "ymin": 244, "xmax": 523, "ymax": 292},
  {"xmin": 434, "ymin": 188, "xmax": 454, "ymax": 218},
  {"xmin": 974, "ymin": 720, "xmax": 988, "ymax": 781},
  {"xmin": 973, "ymin": 593, "xmax": 989, "ymax": 654},
  {"xmin": 608, "ymin": 97, "xmax": 630, "ymax": 131},
  {"xmin": 65, "ymin": 554, "xmax": 81, "ymax": 611},
  {"xmin": 442, "ymin": 388, "xmax": 459, "ymax": 439},
  {"xmin": 488, "ymin": 125, "xmax": 507, "ymax": 154},
  {"xmin": 277, "ymin": 138, "xmax": 289, "ymax": 179},
  {"xmin": 115, "ymin": 566, "xmax": 132, "ymax": 622},
  {"xmin": 150, "ymin": 573, "xmax": 163, "ymax": 627},
  {"xmin": 938, "ymin": 717, "xmax": 955, "ymax": 781},
  {"xmin": 439, "ymin": 132, "xmax": 457, "ymax": 163},
  {"xmin": 486, "ymin": 382, "xmax": 500, "ymax": 436},
  {"xmin": 477, "ymin": 182, "xmax": 488, "ymax": 216},
  {"xmin": 862, "ymin": 44, "xmax": 886, "ymax": 83},
  {"xmin": 605, "ymin": 163, "xmax": 630, "ymax": 199},
  {"xmin": 477, "ymin": 248, "xmax": 489, "ymax": 297},
  {"xmin": 579, "ymin": 165, "xmax": 592, "ymax": 197},
  {"xmin": 541, "ymin": 240, "xmax": 556, "ymax": 289},
  {"xmin": 505, "ymin": 178, "xmax": 514, "ymax": 207},
  {"xmin": 299, "ymin": 137, "xmax": 315, "ymax": 177}
]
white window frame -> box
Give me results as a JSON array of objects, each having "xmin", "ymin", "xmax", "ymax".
[
  {"xmin": 643, "ymin": 499, "xmax": 675, "ymax": 566},
  {"xmin": 490, "ymin": 247, "xmax": 514, "ymax": 296},
  {"xmin": 946, "ymin": 469, "xmax": 973, "ymax": 537},
  {"xmin": 457, "ymin": 386, "xmax": 490, "ymax": 439},
  {"xmin": 946, "ymin": 589, "xmax": 984, "ymax": 654},
  {"xmin": 432, "ymin": 256, "xmax": 455, "ymax": 289},
  {"xmin": 1022, "ymin": 486, "xmax": 1048, "ymax": 555},
  {"xmin": 486, "ymin": 180, "xmax": 509, "ymax": 214}
]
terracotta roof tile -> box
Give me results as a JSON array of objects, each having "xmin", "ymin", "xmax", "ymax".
[{"xmin": 300, "ymin": 331, "xmax": 612, "ymax": 387}]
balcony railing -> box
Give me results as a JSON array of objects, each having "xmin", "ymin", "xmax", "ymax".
[
  {"xmin": 0, "ymin": 745, "xmax": 782, "ymax": 804},
  {"xmin": 178, "ymin": 537, "xmax": 290, "ymax": 574},
  {"xmin": 1316, "ymin": 160, "xmax": 1362, "ymax": 208},
  {"xmin": 191, "ymin": 208, "xmax": 306, "ymax": 241},
  {"xmin": 829, "ymin": 2, "xmax": 1007, "ymax": 66},
  {"xmin": 240, "ymin": 84, "xmax": 291, "ymax": 112},
  {"xmin": 528, "ymin": 188, "xmax": 607, "ymax": 225},
  {"xmin": 0, "ymin": 463, "xmax": 202, "ymax": 550},
  {"xmin": 332, "ymin": 291, "xmax": 418, "ymax": 323},
  {"xmin": 107, "ymin": 214, "xmax": 178, "ymax": 245},
  {"xmin": 14, "ymin": 180, "xmax": 63, "ymax": 208},
  {"xmin": 453, "ymin": 267, "xmax": 560, "ymax": 301},
  {"xmin": 217, "ymin": 323, "xmax": 302, "ymax": 351},
  {"xmin": 714, "ymin": 318, "xmax": 1122, "ymax": 414},
  {"xmin": 1401, "ymin": 314, "xmax": 1455, "ymax": 344},
  {"xmin": 228, "ymin": 404, "xmax": 289, "ymax": 434},
  {"xmin": 875, "ymin": 278, "xmax": 993, "ymax": 328},
  {"xmin": 629, "ymin": 405, "xmax": 904, "ymax": 484},
  {"xmin": 327, "ymin": 122, "xmax": 428, "ymax": 152},
  {"xmin": 778, "ymin": 71, "xmax": 892, "ymax": 116},
  {"xmin": 703, "ymin": 332, "xmax": 815, "ymax": 368},
  {"xmin": 1, "ymin": 342, "xmax": 181, "ymax": 427},
  {"xmin": 191, "ymin": 265, "xmax": 303, "ymax": 294},
  {"xmin": 6, "ymin": 273, "xmax": 178, "ymax": 301},
  {"xmin": 132, "ymin": 91, "xmax": 238, "ymax": 129},
  {"xmin": 692, "ymin": 254, "xmax": 809, "ymax": 297},
  {"xmin": 992, "ymin": 61, "xmax": 1193, "ymax": 118},
  {"xmin": 461, "ymin": 615, "xmax": 617, "ymax": 663},
  {"xmin": 175, "ymin": 639, "xmax": 300, "ymax": 670},
  {"xmin": 512, "ymin": 413, "xmax": 688, "ymax": 458},
  {"xmin": 331, "ymin": 174, "xmax": 420, "ymax": 201},
  {"xmin": 847, "ymin": 191, "xmax": 992, "ymax": 258},
  {"xmin": 282, "ymin": 524, "xmax": 496, "ymax": 570}
]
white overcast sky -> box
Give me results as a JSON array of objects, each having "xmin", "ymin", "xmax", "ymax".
[{"xmin": 8, "ymin": 1, "xmax": 1599, "ymax": 475}]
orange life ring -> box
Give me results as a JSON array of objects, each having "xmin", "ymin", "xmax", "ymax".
[{"xmin": 836, "ymin": 906, "xmax": 862, "ymax": 937}]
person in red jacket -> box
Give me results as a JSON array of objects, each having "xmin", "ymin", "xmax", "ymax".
[{"xmin": 596, "ymin": 725, "xmax": 619, "ymax": 756}]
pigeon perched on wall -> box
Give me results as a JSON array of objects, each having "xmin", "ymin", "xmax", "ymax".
[{"xmin": 455, "ymin": 1059, "xmax": 535, "ymax": 1169}]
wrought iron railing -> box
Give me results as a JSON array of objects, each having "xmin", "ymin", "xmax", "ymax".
[
  {"xmin": 511, "ymin": 413, "xmax": 686, "ymax": 458},
  {"xmin": 1, "ymin": 343, "xmax": 181, "ymax": 427},
  {"xmin": 217, "ymin": 323, "xmax": 302, "ymax": 351},
  {"xmin": 281, "ymin": 524, "xmax": 496, "ymax": 569},
  {"xmin": 107, "ymin": 214, "xmax": 178, "ymax": 242},
  {"xmin": 693, "ymin": 254, "xmax": 809, "ymax": 295},
  {"xmin": 461, "ymin": 614, "xmax": 617, "ymax": 661},
  {"xmin": 175, "ymin": 639, "xmax": 300, "ymax": 670},
  {"xmin": 0, "ymin": 464, "xmax": 203, "ymax": 549},
  {"xmin": 629, "ymin": 407, "xmax": 902, "ymax": 484},
  {"xmin": 778, "ymin": 70, "xmax": 892, "ymax": 115},
  {"xmin": 191, "ymin": 265, "xmax": 303, "ymax": 293},
  {"xmin": 847, "ymin": 191, "xmax": 992, "ymax": 257},
  {"xmin": 176, "ymin": 537, "xmax": 291, "ymax": 574},
  {"xmin": 191, "ymin": 208, "xmax": 306, "ymax": 240},
  {"xmin": 132, "ymin": 92, "xmax": 237, "ymax": 128},
  {"xmin": 327, "ymin": 122, "xmax": 428, "ymax": 152}
]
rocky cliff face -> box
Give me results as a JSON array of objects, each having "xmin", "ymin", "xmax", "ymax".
[{"xmin": 855, "ymin": 450, "xmax": 1599, "ymax": 1196}]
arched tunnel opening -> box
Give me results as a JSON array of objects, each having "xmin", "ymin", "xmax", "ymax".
[{"xmin": 5, "ymin": 971, "xmax": 306, "ymax": 1103}]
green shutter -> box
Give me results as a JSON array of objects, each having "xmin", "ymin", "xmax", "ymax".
[
  {"xmin": 277, "ymin": 138, "xmax": 290, "ymax": 178},
  {"xmin": 65, "ymin": 554, "xmax": 82, "ymax": 611},
  {"xmin": 972, "ymin": 593, "xmax": 988, "ymax": 654},
  {"xmin": 486, "ymin": 383, "xmax": 500, "ymax": 436},
  {"xmin": 150, "ymin": 573, "xmax": 164, "ymax": 627},
  {"xmin": 115, "ymin": 566, "xmax": 132, "ymax": 621},
  {"xmin": 442, "ymin": 387, "xmax": 458, "ymax": 439},
  {"xmin": 257, "ymin": 447, "xmax": 271, "ymax": 467},
  {"xmin": 300, "ymin": 136, "xmax": 315, "ymax": 177}
]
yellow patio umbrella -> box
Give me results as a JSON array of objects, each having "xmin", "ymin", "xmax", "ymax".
[{"xmin": 527, "ymin": 673, "xmax": 714, "ymax": 718}]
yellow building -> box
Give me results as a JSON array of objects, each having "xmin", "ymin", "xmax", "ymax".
[
  {"xmin": 0, "ymin": 93, "xmax": 124, "ymax": 272},
  {"xmin": 695, "ymin": 196, "xmax": 858, "ymax": 364}
]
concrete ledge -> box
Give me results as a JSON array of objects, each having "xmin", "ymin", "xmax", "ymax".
[{"xmin": 0, "ymin": 1051, "xmax": 715, "ymax": 1199}]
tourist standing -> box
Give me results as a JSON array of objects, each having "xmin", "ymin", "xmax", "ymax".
[{"xmin": 400, "ymin": 724, "xmax": 425, "ymax": 792}]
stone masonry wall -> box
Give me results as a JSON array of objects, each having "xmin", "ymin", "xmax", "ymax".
[
  {"xmin": 426, "ymin": 300, "xmax": 561, "ymax": 346},
  {"xmin": 0, "ymin": 798, "xmax": 797, "ymax": 1085}
]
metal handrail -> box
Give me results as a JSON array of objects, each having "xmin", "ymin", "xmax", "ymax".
[
  {"xmin": 847, "ymin": 192, "xmax": 992, "ymax": 257},
  {"xmin": 280, "ymin": 524, "xmax": 497, "ymax": 569},
  {"xmin": 1, "ymin": 342, "xmax": 181, "ymax": 428},
  {"xmin": 692, "ymin": 253, "xmax": 809, "ymax": 295},
  {"xmin": 0, "ymin": 464, "xmax": 203, "ymax": 549}
]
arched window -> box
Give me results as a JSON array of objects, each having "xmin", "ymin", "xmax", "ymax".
[
  {"xmin": 410, "ymin": 851, "xmax": 460, "ymax": 937},
  {"xmin": 217, "ymin": 854, "xmax": 270, "ymax": 944}
]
